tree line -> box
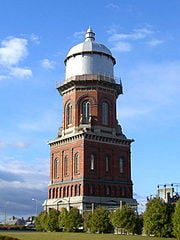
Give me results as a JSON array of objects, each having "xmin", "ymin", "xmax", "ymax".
[{"xmin": 36, "ymin": 198, "xmax": 180, "ymax": 238}]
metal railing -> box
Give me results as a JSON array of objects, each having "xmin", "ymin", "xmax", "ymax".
[{"xmin": 56, "ymin": 73, "xmax": 122, "ymax": 88}]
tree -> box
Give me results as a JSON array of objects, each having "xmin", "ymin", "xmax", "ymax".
[
  {"xmin": 173, "ymin": 199, "xmax": 180, "ymax": 239},
  {"xmin": 59, "ymin": 207, "xmax": 83, "ymax": 232},
  {"xmin": 58, "ymin": 207, "xmax": 68, "ymax": 230},
  {"xmin": 65, "ymin": 208, "xmax": 83, "ymax": 232},
  {"xmin": 86, "ymin": 207, "xmax": 113, "ymax": 233},
  {"xmin": 35, "ymin": 211, "xmax": 48, "ymax": 231},
  {"xmin": 83, "ymin": 211, "xmax": 92, "ymax": 232},
  {"xmin": 110, "ymin": 205, "xmax": 142, "ymax": 234},
  {"xmin": 144, "ymin": 197, "xmax": 173, "ymax": 237},
  {"xmin": 47, "ymin": 208, "xmax": 59, "ymax": 232}
]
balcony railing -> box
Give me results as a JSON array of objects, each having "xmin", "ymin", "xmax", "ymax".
[{"xmin": 56, "ymin": 73, "xmax": 122, "ymax": 88}]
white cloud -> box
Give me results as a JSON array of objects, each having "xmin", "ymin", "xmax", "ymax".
[
  {"xmin": 0, "ymin": 140, "xmax": 30, "ymax": 149},
  {"xmin": 73, "ymin": 31, "xmax": 84, "ymax": 40},
  {"xmin": 109, "ymin": 27, "xmax": 153, "ymax": 42},
  {"xmin": 41, "ymin": 58, "xmax": 56, "ymax": 70},
  {"xmin": 0, "ymin": 155, "xmax": 48, "ymax": 216},
  {"xmin": 0, "ymin": 37, "xmax": 28, "ymax": 66},
  {"xmin": 107, "ymin": 26, "xmax": 165, "ymax": 53},
  {"xmin": 148, "ymin": 39, "xmax": 164, "ymax": 46},
  {"xmin": 13, "ymin": 141, "xmax": 30, "ymax": 148},
  {"xmin": 0, "ymin": 156, "xmax": 49, "ymax": 189},
  {"xmin": 111, "ymin": 41, "xmax": 132, "ymax": 52},
  {"xmin": 118, "ymin": 61, "xmax": 180, "ymax": 119},
  {"xmin": 30, "ymin": 34, "xmax": 40, "ymax": 44},
  {"xmin": 18, "ymin": 109, "xmax": 59, "ymax": 133},
  {"xmin": 0, "ymin": 36, "xmax": 33, "ymax": 80},
  {"xmin": 10, "ymin": 67, "xmax": 32, "ymax": 78},
  {"xmin": 0, "ymin": 75, "xmax": 9, "ymax": 81},
  {"xmin": 105, "ymin": 3, "xmax": 120, "ymax": 9},
  {"xmin": 0, "ymin": 140, "xmax": 6, "ymax": 148}
]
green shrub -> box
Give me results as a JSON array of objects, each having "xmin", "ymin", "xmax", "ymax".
[{"xmin": 0, "ymin": 235, "xmax": 20, "ymax": 240}]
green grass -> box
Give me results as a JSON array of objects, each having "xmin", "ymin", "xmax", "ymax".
[{"xmin": 0, "ymin": 232, "xmax": 175, "ymax": 240}]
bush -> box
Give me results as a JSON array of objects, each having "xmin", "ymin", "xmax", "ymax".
[
  {"xmin": 144, "ymin": 197, "xmax": 174, "ymax": 237},
  {"xmin": 47, "ymin": 208, "xmax": 60, "ymax": 232},
  {"xmin": 59, "ymin": 207, "xmax": 83, "ymax": 232},
  {"xmin": 0, "ymin": 236, "xmax": 20, "ymax": 240},
  {"xmin": 110, "ymin": 205, "xmax": 142, "ymax": 235},
  {"xmin": 173, "ymin": 199, "xmax": 180, "ymax": 239},
  {"xmin": 35, "ymin": 211, "xmax": 48, "ymax": 231},
  {"xmin": 86, "ymin": 207, "xmax": 113, "ymax": 233}
]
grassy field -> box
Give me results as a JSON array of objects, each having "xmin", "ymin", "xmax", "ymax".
[{"xmin": 0, "ymin": 232, "xmax": 174, "ymax": 240}]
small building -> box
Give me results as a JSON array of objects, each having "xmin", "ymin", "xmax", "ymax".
[
  {"xmin": 157, "ymin": 183, "xmax": 180, "ymax": 204},
  {"xmin": 44, "ymin": 27, "xmax": 137, "ymax": 213}
]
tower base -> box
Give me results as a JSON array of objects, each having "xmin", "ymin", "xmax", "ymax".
[{"xmin": 43, "ymin": 196, "xmax": 137, "ymax": 213}]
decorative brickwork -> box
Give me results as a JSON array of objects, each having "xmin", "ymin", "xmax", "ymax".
[{"xmin": 44, "ymin": 29, "xmax": 137, "ymax": 212}]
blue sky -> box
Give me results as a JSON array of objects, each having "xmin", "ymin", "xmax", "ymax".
[{"xmin": 0, "ymin": 0, "xmax": 180, "ymax": 219}]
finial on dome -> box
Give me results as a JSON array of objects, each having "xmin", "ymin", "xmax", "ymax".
[{"xmin": 85, "ymin": 27, "xmax": 95, "ymax": 41}]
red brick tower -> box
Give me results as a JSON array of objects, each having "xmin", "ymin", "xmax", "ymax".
[{"xmin": 44, "ymin": 28, "xmax": 137, "ymax": 212}]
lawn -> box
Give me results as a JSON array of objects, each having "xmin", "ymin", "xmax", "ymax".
[{"xmin": 0, "ymin": 232, "xmax": 174, "ymax": 240}]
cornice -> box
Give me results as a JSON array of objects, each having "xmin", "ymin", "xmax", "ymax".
[{"xmin": 49, "ymin": 131, "xmax": 133, "ymax": 148}]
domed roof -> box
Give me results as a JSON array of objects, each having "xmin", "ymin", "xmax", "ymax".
[{"xmin": 65, "ymin": 27, "xmax": 114, "ymax": 61}]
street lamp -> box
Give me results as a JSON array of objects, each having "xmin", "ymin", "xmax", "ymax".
[
  {"xmin": 32, "ymin": 198, "xmax": 38, "ymax": 216},
  {"xmin": 3, "ymin": 202, "xmax": 9, "ymax": 225}
]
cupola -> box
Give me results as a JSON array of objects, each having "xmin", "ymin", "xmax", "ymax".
[{"xmin": 64, "ymin": 27, "xmax": 116, "ymax": 81}]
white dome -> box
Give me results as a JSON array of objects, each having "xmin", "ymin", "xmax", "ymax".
[
  {"xmin": 66, "ymin": 40, "xmax": 112, "ymax": 58},
  {"xmin": 64, "ymin": 28, "xmax": 116, "ymax": 81}
]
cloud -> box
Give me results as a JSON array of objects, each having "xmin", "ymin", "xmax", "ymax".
[
  {"xmin": 13, "ymin": 141, "xmax": 30, "ymax": 148},
  {"xmin": 118, "ymin": 61, "xmax": 180, "ymax": 119},
  {"xmin": 30, "ymin": 34, "xmax": 40, "ymax": 44},
  {"xmin": 73, "ymin": 31, "xmax": 84, "ymax": 40},
  {"xmin": 0, "ymin": 170, "xmax": 24, "ymax": 182},
  {"xmin": 10, "ymin": 67, "xmax": 32, "ymax": 78},
  {"xmin": 0, "ymin": 36, "xmax": 33, "ymax": 80},
  {"xmin": 0, "ymin": 140, "xmax": 6, "ymax": 148},
  {"xmin": 105, "ymin": 3, "xmax": 120, "ymax": 9},
  {"xmin": 0, "ymin": 155, "xmax": 49, "ymax": 217},
  {"xmin": 0, "ymin": 37, "xmax": 28, "ymax": 66},
  {"xmin": 111, "ymin": 41, "xmax": 132, "ymax": 52},
  {"xmin": 0, "ymin": 140, "xmax": 30, "ymax": 149},
  {"xmin": 41, "ymin": 58, "xmax": 56, "ymax": 70},
  {"xmin": 18, "ymin": 109, "xmax": 59, "ymax": 133},
  {"xmin": 147, "ymin": 39, "xmax": 164, "ymax": 46},
  {"xmin": 0, "ymin": 75, "xmax": 9, "ymax": 81},
  {"xmin": 109, "ymin": 28, "xmax": 153, "ymax": 42},
  {"xmin": 108, "ymin": 26, "xmax": 165, "ymax": 53}
]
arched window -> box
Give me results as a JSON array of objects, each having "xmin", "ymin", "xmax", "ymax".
[
  {"xmin": 67, "ymin": 186, "xmax": 70, "ymax": 197},
  {"xmin": 82, "ymin": 100, "xmax": 90, "ymax": 124},
  {"xmin": 71, "ymin": 185, "xmax": 74, "ymax": 197},
  {"xmin": 56, "ymin": 188, "xmax": 59, "ymax": 198},
  {"xmin": 90, "ymin": 154, "xmax": 95, "ymax": 171},
  {"xmin": 75, "ymin": 185, "xmax": 78, "ymax": 196},
  {"xmin": 105, "ymin": 156, "xmax": 109, "ymax": 172},
  {"xmin": 74, "ymin": 153, "xmax": 79, "ymax": 174},
  {"xmin": 66, "ymin": 102, "xmax": 72, "ymax": 126},
  {"xmin": 64, "ymin": 155, "xmax": 68, "ymax": 176},
  {"xmin": 52, "ymin": 188, "xmax": 55, "ymax": 198},
  {"xmin": 102, "ymin": 102, "xmax": 109, "ymax": 125},
  {"xmin": 59, "ymin": 187, "xmax": 62, "ymax": 198},
  {"xmin": 63, "ymin": 186, "xmax": 66, "ymax": 197},
  {"xmin": 119, "ymin": 157, "xmax": 124, "ymax": 174},
  {"xmin": 106, "ymin": 186, "xmax": 111, "ymax": 196},
  {"xmin": 49, "ymin": 189, "xmax": 52, "ymax": 199},
  {"xmin": 79, "ymin": 184, "xmax": 81, "ymax": 196},
  {"xmin": 90, "ymin": 184, "xmax": 94, "ymax": 195},
  {"xmin": 54, "ymin": 158, "xmax": 58, "ymax": 179}
]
